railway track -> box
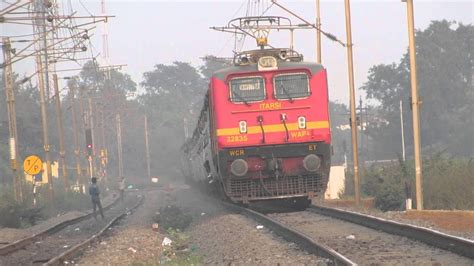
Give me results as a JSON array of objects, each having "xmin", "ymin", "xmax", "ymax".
[
  {"xmin": 0, "ymin": 196, "xmax": 120, "ymax": 257},
  {"xmin": 220, "ymin": 199, "xmax": 473, "ymax": 265},
  {"xmin": 308, "ymin": 205, "xmax": 474, "ymax": 259},
  {"xmin": 220, "ymin": 201, "xmax": 356, "ymax": 265},
  {"xmin": 267, "ymin": 206, "xmax": 473, "ymax": 265},
  {"xmin": 0, "ymin": 195, "xmax": 143, "ymax": 266}
]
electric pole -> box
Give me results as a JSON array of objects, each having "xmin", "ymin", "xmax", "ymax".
[
  {"xmin": 359, "ymin": 96, "xmax": 365, "ymax": 176},
  {"xmin": 69, "ymin": 82, "xmax": 83, "ymax": 193},
  {"xmin": 88, "ymin": 97, "xmax": 96, "ymax": 177},
  {"xmin": 400, "ymin": 100, "xmax": 406, "ymax": 162},
  {"xmin": 32, "ymin": 0, "xmax": 54, "ymax": 201},
  {"xmin": 404, "ymin": 0, "xmax": 423, "ymax": 209},
  {"xmin": 344, "ymin": 0, "xmax": 360, "ymax": 206},
  {"xmin": 2, "ymin": 37, "xmax": 22, "ymax": 202},
  {"xmin": 53, "ymin": 74, "xmax": 68, "ymax": 191},
  {"xmin": 315, "ymin": 0, "xmax": 322, "ymax": 63},
  {"xmin": 78, "ymin": 87, "xmax": 90, "ymax": 178},
  {"xmin": 36, "ymin": 53, "xmax": 54, "ymax": 201},
  {"xmin": 144, "ymin": 113, "xmax": 151, "ymax": 180},
  {"xmin": 98, "ymin": 104, "xmax": 107, "ymax": 184},
  {"xmin": 116, "ymin": 114, "xmax": 124, "ymax": 178}
]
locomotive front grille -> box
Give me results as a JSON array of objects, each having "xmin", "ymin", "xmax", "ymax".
[{"xmin": 225, "ymin": 175, "xmax": 327, "ymax": 201}]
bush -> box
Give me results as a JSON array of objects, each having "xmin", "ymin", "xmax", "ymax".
[
  {"xmin": 154, "ymin": 205, "xmax": 193, "ymax": 231},
  {"xmin": 343, "ymin": 154, "xmax": 474, "ymax": 211},
  {"xmin": 0, "ymin": 182, "xmax": 92, "ymax": 228},
  {"xmin": 0, "ymin": 186, "xmax": 43, "ymax": 228}
]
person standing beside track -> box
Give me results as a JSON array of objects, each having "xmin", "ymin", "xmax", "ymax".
[{"xmin": 89, "ymin": 177, "xmax": 105, "ymax": 220}]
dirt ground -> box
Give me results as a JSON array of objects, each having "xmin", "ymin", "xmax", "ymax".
[
  {"xmin": 402, "ymin": 210, "xmax": 474, "ymax": 232},
  {"xmin": 318, "ymin": 198, "xmax": 474, "ymax": 239},
  {"xmin": 320, "ymin": 198, "xmax": 375, "ymax": 208}
]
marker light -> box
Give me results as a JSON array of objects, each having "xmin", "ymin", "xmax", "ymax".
[
  {"xmin": 239, "ymin": 121, "xmax": 247, "ymax": 134},
  {"xmin": 298, "ymin": 116, "xmax": 306, "ymax": 129}
]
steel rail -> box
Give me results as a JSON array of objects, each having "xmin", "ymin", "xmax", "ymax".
[
  {"xmin": 220, "ymin": 201, "xmax": 356, "ymax": 266},
  {"xmin": 0, "ymin": 195, "xmax": 120, "ymax": 256},
  {"xmin": 45, "ymin": 195, "xmax": 144, "ymax": 266},
  {"xmin": 309, "ymin": 205, "xmax": 474, "ymax": 259}
]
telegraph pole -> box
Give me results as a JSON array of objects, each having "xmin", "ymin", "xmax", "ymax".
[
  {"xmin": 2, "ymin": 37, "xmax": 22, "ymax": 201},
  {"xmin": 344, "ymin": 0, "xmax": 360, "ymax": 206},
  {"xmin": 315, "ymin": 0, "xmax": 322, "ymax": 63},
  {"xmin": 69, "ymin": 83, "xmax": 83, "ymax": 193},
  {"xmin": 144, "ymin": 114, "xmax": 151, "ymax": 180},
  {"xmin": 116, "ymin": 114, "xmax": 124, "ymax": 178},
  {"xmin": 404, "ymin": 0, "xmax": 423, "ymax": 209},
  {"xmin": 53, "ymin": 74, "xmax": 68, "ymax": 191}
]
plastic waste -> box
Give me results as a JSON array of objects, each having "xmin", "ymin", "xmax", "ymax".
[
  {"xmin": 345, "ymin": 234, "xmax": 356, "ymax": 240},
  {"xmin": 162, "ymin": 237, "xmax": 173, "ymax": 246}
]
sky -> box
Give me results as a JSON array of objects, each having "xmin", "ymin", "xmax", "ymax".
[{"xmin": 2, "ymin": 0, "xmax": 473, "ymax": 104}]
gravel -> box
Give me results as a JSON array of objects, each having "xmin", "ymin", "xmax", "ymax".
[
  {"xmin": 172, "ymin": 185, "xmax": 326, "ymax": 264},
  {"xmin": 76, "ymin": 190, "xmax": 165, "ymax": 265},
  {"xmin": 270, "ymin": 211, "xmax": 474, "ymax": 265},
  {"xmin": 76, "ymin": 183, "xmax": 327, "ymax": 265},
  {"xmin": 191, "ymin": 213, "xmax": 326, "ymax": 265}
]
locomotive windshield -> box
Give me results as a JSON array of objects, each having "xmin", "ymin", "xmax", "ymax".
[
  {"xmin": 274, "ymin": 73, "xmax": 310, "ymax": 100},
  {"xmin": 230, "ymin": 77, "xmax": 265, "ymax": 103}
]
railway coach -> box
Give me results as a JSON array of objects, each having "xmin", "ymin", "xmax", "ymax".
[{"xmin": 182, "ymin": 48, "xmax": 331, "ymax": 208}]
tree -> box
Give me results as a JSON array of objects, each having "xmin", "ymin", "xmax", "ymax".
[{"xmin": 361, "ymin": 20, "xmax": 473, "ymax": 157}]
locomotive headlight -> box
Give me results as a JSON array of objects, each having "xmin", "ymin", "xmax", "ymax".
[
  {"xmin": 239, "ymin": 120, "xmax": 247, "ymax": 134},
  {"xmin": 298, "ymin": 116, "xmax": 306, "ymax": 129},
  {"xmin": 303, "ymin": 154, "xmax": 321, "ymax": 172},
  {"xmin": 231, "ymin": 159, "xmax": 248, "ymax": 177}
]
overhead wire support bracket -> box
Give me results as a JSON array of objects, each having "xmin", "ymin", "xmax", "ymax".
[{"xmin": 270, "ymin": 0, "xmax": 347, "ymax": 47}]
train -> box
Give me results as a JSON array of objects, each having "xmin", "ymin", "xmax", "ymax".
[{"xmin": 181, "ymin": 48, "xmax": 331, "ymax": 208}]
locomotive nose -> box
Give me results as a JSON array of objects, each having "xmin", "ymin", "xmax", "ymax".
[
  {"xmin": 303, "ymin": 154, "xmax": 321, "ymax": 172},
  {"xmin": 230, "ymin": 159, "xmax": 249, "ymax": 177}
]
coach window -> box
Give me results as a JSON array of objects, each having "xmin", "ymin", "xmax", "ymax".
[
  {"xmin": 273, "ymin": 73, "xmax": 310, "ymax": 100},
  {"xmin": 229, "ymin": 77, "xmax": 265, "ymax": 103}
]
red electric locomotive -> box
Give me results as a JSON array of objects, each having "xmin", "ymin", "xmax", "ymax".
[{"xmin": 182, "ymin": 48, "xmax": 331, "ymax": 208}]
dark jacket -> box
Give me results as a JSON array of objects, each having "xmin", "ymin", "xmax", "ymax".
[{"xmin": 89, "ymin": 183, "xmax": 100, "ymax": 202}]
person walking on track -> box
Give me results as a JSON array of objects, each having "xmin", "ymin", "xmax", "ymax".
[
  {"xmin": 89, "ymin": 177, "xmax": 105, "ymax": 220},
  {"xmin": 119, "ymin": 177, "xmax": 126, "ymax": 202}
]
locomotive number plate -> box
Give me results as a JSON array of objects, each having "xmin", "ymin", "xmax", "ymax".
[{"xmin": 226, "ymin": 135, "xmax": 248, "ymax": 143}]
